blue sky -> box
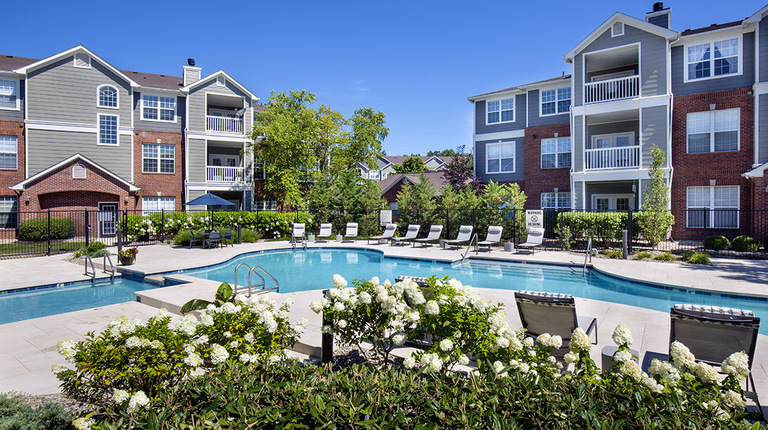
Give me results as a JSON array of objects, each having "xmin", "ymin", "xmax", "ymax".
[{"xmin": 6, "ymin": 0, "xmax": 766, "ymax": 156}]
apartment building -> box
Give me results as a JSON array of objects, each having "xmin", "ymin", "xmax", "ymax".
[
  {"xmin": 358, "ymin": 154, "xmax": 454, "ymax": 182},
  {"xmin": 469, "ymin": 3, "xmax": 768, "ymax": 241},
  {"xmin": 0, "ymin": 45, "xmax": 259, "ymax": 236}
]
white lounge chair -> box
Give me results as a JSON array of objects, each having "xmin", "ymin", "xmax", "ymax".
[
  {"xmin": 317, "ymin": 223, "xmax": 333, "ymax": 242},
  {"xmin": 476, "ymin": 225, "xmax": 503, "ymax": 251},
  {"xmin": 517, "ymin": 228, "xmax": 544, "ymax": 254},
  {"xmin": 391, "ymin": 224, "xmax": 421, "ymax": 246},
  {"xmin": 514, "ymin": 290, "xmax": 598, "ymax": 350},
  {"xmin": 343, "ymin": 223, "xmax": 358, "ymax": 241},
  {"xmin": 368, "ymin": 223, "xmax": 398, "ymax": 245},
  {"xmin": 413, "ymin": 225, "xmax": 443, "ymax": 247},
  {"xmin": 291, "ymin": 223, "xmax": 306, "ymax": 246},
  {"xmin": 444, "ymin": 225, "xmax": 473, "ymax": 249}
]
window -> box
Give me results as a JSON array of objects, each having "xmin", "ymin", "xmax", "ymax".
[
  {"xmin": 369, "ymin": 170, "xmax": 381, "ymax": 180},
  {"xmin": 611, "ymin": 22, "xmax": 624, "ymax": 37},
  {"xmin": 687, "ymin": 109, "xmax": 739, "ymax": 153},
  {"xmin": 255, "ymin": 199, "xmax": 276, "ymax": 211},
  {"xmin": 216, "ymin": 76, "xmax": 226, "ymax": 86},
  {"xmin": 98, "ymin": 85, "xmax": 118, "ymax": 108},
  {"xmin": 73, "ymin": 53, "xmax": 91, "ymax": 68},
  {"xmin": 141, "ymin": 94, "xmax": 176, "ymax": 121},
  {"xmin": 590, "ymin": 132, "xmax": 635, "ymax": 149},
  {"xmin": 541, "ymin": 87, "xmax": 571, "ymax": 116},
  {"xmin": 72, "ymin": 163, "xmax": 86, "ymax": 178},
  {"xmin": 0, "ymin": 196, "xmax": 18, "ymax": 229},
  {"xmin": 486, "ymin": 142, "xmax": 515, "ymax": 174},
  {"xmin": 0, "ymin": 136, "xmax": 17, "ymax": 169},
  {"xmin": 541, "ymin": 137, "xmax": 571, "ymax": 169},
  {"xmin": 687, "ymin": 186, "xmax": 739, "ymax": 228},
  {"xmin": 487, "ymin": 98, "xmax": 514, "ymax": 124},
  {"xmin": 541, "ymin": 192, "xmax": 571, "ymax": 210},
  {"xmin": 142, "ymin": 144, "xmax": 175, "ymax": 173},
  {"xmin": 0, "ymin": 79, "xmax": 19, "ymax": 110},
  {"xmin": 142, "ymin": 197, "xmax": 175, "ymax": 215},
  {"xmin": 98, "ymin": 115, "xmax": 118, "ymax": 145},
  {"xmin": 592, "ymin": 194, "xmax": 635, "ymax": 212},
  {"xmin": 686, "ymin": 38, "xmax": 739, "ymax": 81}
]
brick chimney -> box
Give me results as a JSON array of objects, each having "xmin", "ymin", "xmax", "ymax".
[{"xmin": 646, "ymin": 2, "xmax": 671, "ymax": 29}]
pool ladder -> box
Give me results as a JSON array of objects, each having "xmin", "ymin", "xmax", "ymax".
[
  {"xmin": 291, "ymin": 234, "xmax": 307, "ymax": 251},
  {"xmin": 460, "ymin": 233, "xmax": 479, "ymax": 263},
  {"xmin": 233, "ymin": 263, "xmax": 279, "ymax": 297},
  {"xmin": 84, "ymin": 254, "xmax": 115, "ymax": 282}
]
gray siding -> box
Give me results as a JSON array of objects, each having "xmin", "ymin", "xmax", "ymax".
[
  {"xmin": 527, "ymin": 89, "xmax": 570, "ymax": 127},
  {"xmin": 585, "ymin": 182, "xmax": 636, "ymax": 211},
  {"xmin": 133, "ymin": 93, "xmax": 184, "ymax": 132},
  {"xmin": 27, "ymin": 129, "xmax": 132, "ymax": 179},
  {"xmin": 572, "ymin": 116, "xmax": 584, "ymax": 172},
  {"xmin": 640, "ymin": 105, "xmax": 668, "ymax": 168},
  {"xmin": 573, "ymin": 181, "xmax": 584, "ymax": 210},
  {"xmin": 188, "ymin": 138, "xmax": 206, "ymax": 182},
  {"xmin": 573, "ymin": 55, "xmax": 583, "ymax": 107},
  {"xmin": 760, "ymin": 94, "xmax": 768, "ymax": 164},
  {"xmin": 475, "ymin": 137, "xmax": 524, "ymax": 182},
  {"xmin": 474, "ymin": 94, "xmax": 526, "ymax": 135},
  {"xmin": 27, "ymin": 56, "xmax": 132, "ymax": 124},
  {"xmin": 187, "ymin": 79, "xmax": 251, "ymax": 133},
  {"xmin": 761, "ymin": 18, "xmax": 768, "ymax": 82},
  {"xmin": 648, "ymin": 13, "xmax": 669, "ymax": 29},
  {"xmin": 671, "ymin": 32, "xmax": 755, "ymax": 95},
  {"xmin": 0, "ymin": 79, "xmax": 24, "ymax": 121},
  {"xmin": 186, "ymin": 189, "xmax": 206, "ymax": 211}
]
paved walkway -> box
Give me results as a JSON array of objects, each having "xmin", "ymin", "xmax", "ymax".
[{"xmin": 2, "ymin": 241, "xmax": 768, "ymax": 398}]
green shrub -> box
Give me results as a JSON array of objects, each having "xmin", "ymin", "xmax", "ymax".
[
  {"xmin": 703, "ymin": 235, "xmax": 730, "ymax": 251},
  {"xmin": 634, "ymin": 251, "xmax": 652, "ymax": 260},
  {"xmin": 686, "ymin": 252, "xmax": 711, "ymax": 265},
  {"xmin": 239, "ymin": 229, "xmax": 260, "ymax": 243},
  {"xmin": 599, "ymin": 249, "xmax": 623, "ymax": 259},
  {"xmin": 0, "ymin": 393, "xmax": 74, "ymax": 429},
  {"xmin": 19, "ymin": 217, "xmax": 76, "ymax": 241},
  {"xmin": 653, "ymin": 252, "xmax": 676, "ymax": 261},
  {"xmin": 731, "ymin": 235, "xmax": 759, "ymax": 253}
]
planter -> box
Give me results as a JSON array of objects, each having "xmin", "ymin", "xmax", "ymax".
[{"xmin": 120, "ymin": 256, "xmax": 135, "ymax": 266}]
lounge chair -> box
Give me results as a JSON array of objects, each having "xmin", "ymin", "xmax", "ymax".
[
  {"xmin": 517, "ymin": 228, "xmax": 544, "ymax": 254},
  {"xmin": 391, "ymin": 224, "xmax": 421, "ymax": 246},
  {"xmin": 317, "ymin": 223, "xmax": 333, "ymax": 242},
  {"xmin": 444, "ymin": 225, "xmax": 473, "ymax": 249},
  {"xmin": 292, "ymin": 223, "xmax": 306, "ymax": 245},
  {"xmin": 368, "ymin": 223, "xmax": 398, "ymax": 245},
  {"xmin": 413, "ymin": 225, "xmax": 443, "ymax": 247},
  {"xmin": 343, "ymin": 223, "xmax": 358, "ymax": 241},
  {"xmin": 476, "ymin": 226, "xmax": 503, "ymax": 251},
  {"xmin": 514, "ymin": 290, "xmax": 598, "ymax": 350}
]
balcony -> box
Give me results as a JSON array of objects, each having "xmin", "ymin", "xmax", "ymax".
[
  {"xmin": 206, "ymin": 116, "xmax": 244, "ymax": 134},
  {"xmin": 584, "ymin": 75, "xmax": 639, "ymax": 104},
  {"xmin": 585, "ymin": 146, "xmax": 640, "ymax": 170},
  {"xmin": 206, "ymin": 166, "xmax": 245, "ymax": 183}
]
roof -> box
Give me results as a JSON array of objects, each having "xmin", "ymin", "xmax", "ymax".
[
  {"xmin": 10, "ymin": 153, "xmax": 140, "ymax": 192},
  {"xmin": 120, "ymin": 69, "xmax": 182, "ymax": 90},
  {"xmin": 742, "ymin": 161, "xmax": 768, "ymax": 179},
  {"xmin": 378, "ymin": 171, "xmax": 449, "ymax": 196},
  {"xmin": 0, "ymin": 55, "xmax": 37, "ymax": 72},
  {"xmin": 467, "ymin": 75, "xmax": 571, "ymax": 101},
  {"xmin": 181, "ymin": 70, "xmax": 259, "ymax": 102},
  {"xmin": 681, "ymin": 20, "xmax": 742, "ymax": 36},
  {"xmin": 13, "ymin": 46, "xmax": 139, "ymax": 88}
]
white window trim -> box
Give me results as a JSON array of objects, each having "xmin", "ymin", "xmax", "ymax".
[
  {"xmin": 539, "ymin": 87, "xmax": 572, "ymax": 117},
  {"xmin": 485, "ymin": 97, "xmax": 515, "ymax": 125},
  {"xmin": 72, "ymin": 163, "xmax": 87, "ymax": 179},
  {"xmin": 142, "ymin": 143, "xmax": 175, "ymax": 174},
  {"xmin": 686, "ymin": 108, "xmax": 740, "ymax": 154},
  {"xmin": 0, "ymin": 196, "xmax": 18, "ymax": 229},
  {"xmin": 591, "ymin": 194, "xmax": 635, "ymax": 211},
  {"xmin": 255, "ymin": 198, "xmax": 277, "ymax": 211},
  {"xmin": 540, "ymin": 137, "xmax": 571, "ymax": 169},
  {"xmin": 541, "ymin": 192, "xmax": 572, "ymax": 210},
  {"xmin": 0, "ymin": 135, "xmax": 18, "ymax": 170},
  {"xmin": 216, "ymin": 76, "xmax": 226, "ymax": 87},
  {"xmin": 142, "ymin": 196, "xmax": 176, "ymax": 216},
  {"xmin": 485, "ymin": 141, "xmax": 516, "ymax": 174},
  {"xmin": 97, "ymin": 113, "xmax": 119, "ymax": 146},
  {"xmin": 73, "ymin": 53, "xmax": 91, "ymax": 69},
  {"xmin": 0, "ymin": 78, "xmax": 20, "ymax": 111},
  {"xmin": 686, "ymin": 185, "xmax": 740, "ymax": 229},
  {"xmin": 611, "ymin": 22, "xmax": 625, "ymax": 37},
  {"xmin": 140, "ymin": 93, "xmax": 177, "ymax": 123},
  {"xmin": 590, "ymin": 132, "xmax": 636, "ymax": 149},
  {"xmin": 683, "ymin": 36, "xmax": 743, "ymax": 83},
  {"xmin": 96, "ymin": 84, "xmax": 119, "ymax": 110}
]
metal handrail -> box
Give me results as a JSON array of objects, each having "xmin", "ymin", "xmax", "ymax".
[
  {"xmin": 233, "ymin": 263, "xmax": 279, "ymax": 297},
  {"xmin": 291, "ymin": 233, "xmax": 306, "ymax": 250},
  {"xmin": 84, "ymin": 256, "xmax": 96, "ymax": 282},
  {"xmin": 103, "ymin": 254, "xmax": 115, "ymax": 281},
  {"xmin": 461, "ymin": 233, "xmax": 479, "ymax": 262},
  {"xmin": 583, "ymin": 237, "xmax": 593, "ymax": 275}
]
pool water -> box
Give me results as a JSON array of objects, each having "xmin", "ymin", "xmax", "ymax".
[
  {"xmin": 0, "ymin": 278, "xmax": 155, "ymax": 325},
  {"xmin": 185, "ymin": 248, "xmax": 768, "ymax": 334}
]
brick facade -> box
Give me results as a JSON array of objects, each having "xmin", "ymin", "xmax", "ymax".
[
  {"xmin": 670, "ymin": 87, "xmax": 754, "ymax": 240},
  {"xmin": 0, "ymin": 120, "xmax": 25, "ymax": 198},
  {"xmin": 523, "ymin": 123, "xmax": 571, "ymax": 210},
  {"xmin": 133, "ymin": 130, "xmax": 184, "ymax": 211}
]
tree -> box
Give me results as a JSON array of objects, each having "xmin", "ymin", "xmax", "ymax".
[
  {"xmin": 396, "ymin": 174, "xmax": 437, "ymax": 228},
  {"xmin": 443, "ymin": 155, "xmax": 480, "ymax": 193},
  {"xmin": 638, "ymin": 145, "xmax": 674, "ymax": 248},
  {"xmin": 332, "ymin": 108, "xmax": 389, "ymax": 173},
  {"xmin": 427, "ymin": 148, "xmax": 458, "ymax": 157},
  {"xmin": 393, "ymin": 157, "xmax": 428, "ymax": 173}
]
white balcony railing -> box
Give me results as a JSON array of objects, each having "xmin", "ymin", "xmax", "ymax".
[
  {"xmin": 585, "ymin": 146, "xmax": 640, "ymax": 170},
  {"xmin": 206, "ymin": 166, "xmax": 245, "ymax": 183},
  {"xmin": 584, "ymin": 75, "xmax": 640, "ymax": 104},
  {"xmin": 206, "ymin": 116, "xmax": 243, "ymax": 133}
]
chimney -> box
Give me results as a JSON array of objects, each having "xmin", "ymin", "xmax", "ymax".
[
  {"xmin": 646, "ymin": 2, "xmax": 671, "ymax": 29},
  {"xmin": 183, "ymin": 58, "xmax": 201, "ymax": 86}
]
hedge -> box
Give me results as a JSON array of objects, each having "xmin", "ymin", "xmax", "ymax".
[
  {"xmin": 704, "ymin": 236, "xmax": 731, "ymax": 251},
  {"xmin": 18, "ymin": 217, "xmax": 76, "ymax": 241}
]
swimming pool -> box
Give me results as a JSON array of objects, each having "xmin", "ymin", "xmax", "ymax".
[
  {"xmin": 184, "ymin": 248, "xmax": 768, "ymax": 334},
  {"xmin": 0, "ymin": 278, "xmax": 156, "ymax": 325}
]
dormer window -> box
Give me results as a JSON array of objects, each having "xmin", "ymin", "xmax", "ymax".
[
  {"xmin": 686, "ymin": 38, "xmax": 740, "ymax": 81},
  {"xmin": 98, "ymin": 85, "xmax": 118, "ymax": 109},
  {"xmin": 74, "ymin": 53, "xmax": 91, "ymax": 69},
  {"xmin": 72, "ymin": 163, "xmax": 86, "ymax": 179},
  {"xmin": 487, "ymin": 98, "xmax": 514, "ymax": 124}
]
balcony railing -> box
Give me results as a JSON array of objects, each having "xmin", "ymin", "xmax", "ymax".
[
  {"xmin": 585, "ymin": 146, "xmax": 640, "ymax": 170},
  {"xmin": 206, "ymin": 116, "xmax": 244, "ymax": 133},
  {"xmin": 584, "ymin": 75, "xmax": 639, "ymax": 104},
  {"xmin": 206, "ymin": 166, "xmax": 245, "ymax": 183}
]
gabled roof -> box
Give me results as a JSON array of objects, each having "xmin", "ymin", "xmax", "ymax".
[
  {"xmin": 0, "ymin": 55, "xmax": 37, "ymax": 72},
  {"xmin": 681, "ymin": 20, "xmax": 742, "ymax": 36},
  {"xmin": 744, "ymin": 4, "xmax": 768, "ymax": 25},
  {"xmin": 467, "ymin": 75, "xmax": 571, "ymax": 101},
  {"xmin": 564, "ymin": 12, "xmax": 678, "ymax": 62},
  {"xmin": 13, "ymin": 45, "xmax": 140, "ymax": 88},
  {"xmin": 181, "ymin": 70, "xmax": 259, "ymax": 102},
  {"xmin": 742, "ymin": 162, "xmax": 768, "ymax": 179},
  {"xmin": 10, "ymin": 154, "xmax": 140, "ymax": 192},
  {"xmin": 121, "ymin": 69, "xmax": 183, "ymax": 90},
  {"xmin": 378, "ymin": 171, "xmax": 448, "ymax": 196}
]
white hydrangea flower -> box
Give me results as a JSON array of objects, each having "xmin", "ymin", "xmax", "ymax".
[
  {"xmin": 547, "ymin": 335, "xmax": 563, "ymax": 350},
  {"xmin": 193, "ymin": 335, "xmax": 209, "ymax": 346},
  {"xmin": 210, "ymin": 344, "xmax": 230, "ymax": 364},
  {"xmin": 112, "ymin": 389, "xmax": 130, "ymax": 404},
  {"xmin": 424, "ymin": 300, "xmax": 439, "ymax": 315},
  {"xmin": 243, "ymin": 333, "xmax": 254, "ymax": 343},
  {"xmin": 619, "ymin": 360, "xmax": 643, "ymax": 381},
  {"xmin": 220, "ymin": 302, "xmax": 238, "ymax": 314},
  {"xmin": 189, "ymin": 367, "xmax": 206, "ymax": 379},
  {"xmin": 369, "ymin": 276, "xmax": 380, "ymax": 285},
  {"xmin": 693, "ymin": 362, "xmax": 722, "ymax": 384},
  {"xmin": 611, "ymin": 323, "xmax": 634, "ymax": 346},
  {"xmin": 321, "ymin": 325, "xmax": 333, "ymax": 334},
  {"xmin": 56, "ymin": 340, "xmax": 77, "ymax": 362},
  {"xmin": 404, "ymin": 356, "xmax": 416, "ymax": 369},
  {"xmin": 337, "ymin": 319, "xmax": 348, "ymax": 329},
  {"xmin": 537, "ymin": 333, "xmax": 551, "ymax": 346},
  {"xmin": 125, "ymin": 336, "xmax": 144, "ymax": 349},
  {"xmin": 150, "ymin": 340, "xmax": 163, "ymax": 350},
  {"xmin": 721, "ymin": 351, "xmax": 750, "ymax": 380},
  {"xmin": 569, "ymin": 328, "xmax": 591, "ymax": 353},
  {"xmin": 564, "ymin": 352, "xmax": 578, "ymax": 364},
  {"xmin": 239, "ymin": 353, "xmax": 251, "ymax": 364},
  {"xmin": 648, "ymin": 359, "xmax": 680, "ymax": 384},
  {"xmin": 200, "ymin": 313, "xmax": 214, "ymax": 327},
  {"xmin": 51, "ymin": 363, "xmax": 69, "ymax": 375},
  {"xmin": 642, "ymin": 374, "xmax": 664, "ymax": 394},
  {"xmin": 392, "ymin": 333, "xmax": 406, "ymax": 346},
  {"xmin": 333, "ymin": 274, "xmax": 348, "ymax": 289},
  {"xmin": 176, "ymin": 314, "xmax": 200, "ymax": 336},
  {"xmin": 439, "ymin": 339, "xmax": 453, "ymax": 352},
  {"xmin": 229, "ymin": 341, "xmax": 239, "ymax": 349},
  {"xmin": 309, "ymin": 301, "xmax": 323, "ymax": 313},
  {"xmin": 184, "ymin": 352, "xmax": 203, "ymax": 367},
  {"xmin": 613, "ymin": 349, "xmax": 632, "ymax": 364},
  {"xmin": 358, "ymin": 292, "xmax": 372, "ymax": 305},
  {"xmin": 523, "ymin": 337, "xmax": 534, "ymax": 348},
  {"xmin": 508, "ymin": 335, "xmax": 523, "ymax": 351},
  {"xmin": 723, "ymin": 390, "xmax": 746, "ymax": 409},
  {"xmin": 72, "ymin": 417, "xmax": 95, "ymax": 430},
  {"xmin": 421, "ymin": 353, "xmax": 442, "ymax": 373},
  {"xmin": 333, "ymin": 302, "xmax": 345, "ymax": 312},
  {"xmin": 496, "ymin": 336, "xmax": 510, "ymax": 349},
  {"xmin": 156, "ymin": 308, "xmax": 169, "ymax": 318},
  {"xmin": 670, "ymin": 341, "xmax": 695, "ymax": 369},
  {"xmin": 127, "ymin": 391, "xmax": 150, "ymax": 413},
  {"xmin": 493, "ymin": 360, "xmax": 505, "ymax": 374}
]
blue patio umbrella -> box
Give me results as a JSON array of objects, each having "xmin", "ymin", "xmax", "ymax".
[{"xmin": 183, "ymin": 193, "xmax": 235, "ymax": 207}]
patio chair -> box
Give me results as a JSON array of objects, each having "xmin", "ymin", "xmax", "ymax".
[
  {"xmin": 204, "ymin": 230, "xmax": 222, "ymax": 249},
  {"xmin": 476, "ymin": 226, "xmax": 503, "ymax": 251},
  {"xmin": 391, "ymin": 224, "xmax": 421, "ymax": 246},
  {"xmin": 413, "ymin": 225, "xmax": 443, "ymax": 247},
  {"xmin": 444, "ymin": 225, "xmax": 473, "ymax": 249},
  {"xmin": 368, "ymin": 223, "xmax": 398, "ymax": 245},
  {"xmin": 317, "ymin": 223, "xmax": 333, "ymax": 242},
  {"xmin": 343, "ymin": 223, "xmax": 358, "ymax": 241},
  {"xmin": 292, "ymin": 223, "xmax": 306, "ymax": 245},
  {"xmin": 517, "ymin": 228, "xmax": 544, "ymax": 254},
  {"xmin": 514, "ymin": 290, "xmax": 598, "ymax": 350},
  {"xmin": 222, "ymin": 229, "xmax": 234, "ymax": 247},
  {"xmin": 188, "ymin": 231, "xmax": 203, "ymax": 249}
]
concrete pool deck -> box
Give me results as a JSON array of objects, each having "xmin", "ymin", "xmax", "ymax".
[{"xmin": 1, "ymin": 240, "xmax": 768, "ymax": 400}]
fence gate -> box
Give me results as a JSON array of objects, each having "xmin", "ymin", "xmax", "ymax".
[{"xmin": 98, "ymin": 203, "xmax": 119, "ymax": 238}]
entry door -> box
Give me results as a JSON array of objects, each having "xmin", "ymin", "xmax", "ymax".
[{"xmin": 98, "ymin": 203, "xmax": 119, "ymax": 237}]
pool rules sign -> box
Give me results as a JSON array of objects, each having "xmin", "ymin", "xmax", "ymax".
[{"xmin": 526, "ymin": 210, "xmax": 543, "ymax": 230}]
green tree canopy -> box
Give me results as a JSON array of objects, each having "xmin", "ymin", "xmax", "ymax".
[
  {"xmin": 393, "ymin": 157, "xmax": 428, "ymax": 174},
  {"xmin": 639, "ymin": 145, "xmax": 674, "ymax": 248}
]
